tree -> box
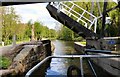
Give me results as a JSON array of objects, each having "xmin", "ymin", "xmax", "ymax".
[
  {"xmin": 25, "ymin": 20, "xmax": 32, "ymax": 40},
  {"xmin": 16, "ymin": 23, "xmax": 27, "ymax": 41},
  {"xmin": 2, "ymin": 7, "xmax": 21, "ymax": 45},
  {"xmin": 0, "ymin": 7, "xmax": 3, "ymax": 42},
  {"xmin": 64, "ymin": 2, "xmax": 119, "ymax": 37},
  {"xmin": 34, "ymin": 21, "xmax": 43, "ymax": 40},
  {"xmin": 49, "ymin": 29, "xmax": 57, "ymax": 38},
  {"xmin": 57, "ymin": 25, "xmax": 73, "ymax": 41}
]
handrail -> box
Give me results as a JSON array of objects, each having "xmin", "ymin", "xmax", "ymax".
[
  {"xmin": 25, "ymin": 54, "xmax": 120, "ymax": 77},
  {"xmin": 63, "ymin": 8, "xmax": 87, "ymax": 25},
  {"xmin": 70, "ymin": 2, "xmax": 96, "ymax": 18},
  {"xmin": 85, "ymin": 49, "xmax": 119, "ymax": 54},
  {"xmin": 51, "ymin": 1, "xmax": 98, "ymax": 33},
  {"xmin": 60, "ymin": 3, "xmax": 92, "ymax": 23}
]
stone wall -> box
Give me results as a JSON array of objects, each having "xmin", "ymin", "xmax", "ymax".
[{"xmin": 0, "ymin": 40, "xmax": 52, "ymax": 77}]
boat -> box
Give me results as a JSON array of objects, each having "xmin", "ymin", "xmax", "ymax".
[{"xmin": 1, "ymin": 0, "xmax": 120, "ymax": 77}]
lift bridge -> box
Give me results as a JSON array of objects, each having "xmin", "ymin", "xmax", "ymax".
[
  {"xmin": 46, "ymin": 1, "xmax": 120, "ymax": 51},
  {"xmin": 47, "ymin": 2, "xmax": 98, "ymax": 39}
]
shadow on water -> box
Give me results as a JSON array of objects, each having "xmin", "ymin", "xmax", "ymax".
[{"xmin": 29, "ymin": 59, "xmax": 51, "ymax": 77}]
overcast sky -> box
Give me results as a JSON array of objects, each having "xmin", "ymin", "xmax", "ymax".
[{"xmin": 8, "ymin": 3, "xmax": 61, "ymax": 29}]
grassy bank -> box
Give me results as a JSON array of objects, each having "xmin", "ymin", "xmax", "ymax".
[
  {"xmin": 16, "ymin": 39, "xmax": 29, "ymax": 44},
  {"xmin": 0, "ymin": 56, "xmax": 11, "ymax": 69},
  {"xmin": 80, "ymin": 41, "xmax": 86, "ymax": 45}
]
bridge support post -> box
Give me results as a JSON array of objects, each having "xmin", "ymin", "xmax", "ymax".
[
  {"xmin": 118, "ymin": 1, "xmax": 120, "ymax": 36},
  {"xmin": 101, "ymin": 1, "xmax": 108, "ymax": 38}
]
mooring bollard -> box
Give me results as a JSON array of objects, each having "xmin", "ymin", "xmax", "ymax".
[{"xmin": 2, "ymin": 41, "xmax": 4, "ymax": 46}]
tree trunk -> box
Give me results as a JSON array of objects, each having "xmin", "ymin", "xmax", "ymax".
[
  {"xmin": 90, "ymin": 1, "xmax": 94, "ymax": 21},
  {"xmin": 0, "ymin": 7, "xmax": 2, "ymax": 42}
]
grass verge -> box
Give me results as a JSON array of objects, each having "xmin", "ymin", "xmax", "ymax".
[
  {"xmin": 80, "ymin": 41, "xmax": 86, "ymax": 45},
  {"xmin": 0, "ymin": 56, "xmax": 11, "ymax": 69}
]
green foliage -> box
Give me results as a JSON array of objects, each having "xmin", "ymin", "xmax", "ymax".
[
  {"xmin": 2, "ymin": 2, "xmax": 119, "ymax": 44},
  {"xmin": 106, "ymin": 2, "xmax": 119, "ymax": 36},
  {"xmin": 48, "ymin": 29, "xmax": 57, "ymax": 38},
  {"xmin": 2, "ymin": 7, "xmax": 22, "ymax": 45},
  {"xmin": 4, "ymin": 40, "xmax": 12, "ymax": 45},
  {"xmin": 57, "ymin": 25, "xmax": 82, "ymax": 41},
  {"xmin": 80, "ymin": 41, "xmax": 86, "ymax": 45},
  {"xmin": 73, "ymin": 37, "xmax": 83, "ymax": 41},
  {"xmin": 57, "ymin": 26, "xmax": 72, "ymax": 40},
  {"xmin": 65, "ymin": 2, "xmax": 119, "ymax": 37},
  {"xmin": 0, "ymin": 56, "xmax": 11, "ymax": 69},
  {"xmin": 25, "ymin": 20, "xmax": 32, "ymax": 39},
  {"xmin": 34, "ymin": 21, "xmax": 43, "ymax": 39},
  {"xmin": 2, "ymin": 7, "xmax": 57, "ymax": 45},
  {"xmin": 28, "ymin": 21, "xmax": 57, "ymax": 40}
]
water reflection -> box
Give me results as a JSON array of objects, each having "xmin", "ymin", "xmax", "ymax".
[
  {"xmin": 52, "ymin": 40, "xmax": 79, "ymax": 55},
  {"xmin": 45, "ymin": 40, "xmax": 81, "ymax": 76}
]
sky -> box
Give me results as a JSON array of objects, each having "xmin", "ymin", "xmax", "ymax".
[{"xmin": 9, "ymin": 3, "xmax": 61, "ymax": 30}]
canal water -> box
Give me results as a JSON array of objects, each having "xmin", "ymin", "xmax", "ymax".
[
  {"xmin": 31, "ymin": 40, "xmax": 114, "ymax": 77},
  {"xmin": 45, "ymin": 40, "xmax": 92, "ymax": 77}
]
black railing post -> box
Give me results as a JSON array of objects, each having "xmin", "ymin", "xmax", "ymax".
[
  {"xmin": 118, "ymin": 1, "xmax": 120, "ymax": 36},
  {"xmin": 101, "ymin": 0, "xmax": 108, "ymax": 38}
]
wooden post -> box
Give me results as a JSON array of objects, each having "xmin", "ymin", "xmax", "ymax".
[
  {"xmin": 31, "ymin": 24, "xmax": 35, "ymax": 41},
  {"xmin": 12, "ymin": 34, "xmax": 16, "ymax": 46}
]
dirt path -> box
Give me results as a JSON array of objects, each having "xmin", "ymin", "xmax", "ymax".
[{"xmin": 0, "ymin": 46, "xmax": 13, "ymax": 56}]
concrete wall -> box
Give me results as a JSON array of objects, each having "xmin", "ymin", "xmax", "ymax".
[
  {"xmin": 92, "ymin": 54, "xmax": 120, "ymax": 76},
  {"xmin": 74, "ymin": 42, "xmax": 120, "ymax": 77}
]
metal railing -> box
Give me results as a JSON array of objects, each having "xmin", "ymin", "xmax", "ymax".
[
  {"xmin": 51, "ymin": 2, "xmax": 98, "ymax": 33},
  {"xmin": 25, "ymin": 54, "xmax": 120, "ymax": 77}
]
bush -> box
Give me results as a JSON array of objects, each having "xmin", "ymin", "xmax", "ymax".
[
  {"xmin": 0, "ymin": 56, "xmax": 11, "ymax": 69},
  {"xmin": 5, "ymin": 40, "xmax": 12, "ymax": 45},
  {"xmin": 80, "ymin": 41, "xmax": 86, "ymax": 45},
  {"xmin": 73, "ymin": 37, "xmax": 83, "ymax": 41}
]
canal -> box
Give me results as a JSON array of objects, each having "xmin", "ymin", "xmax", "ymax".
[
  {"xmin": 31, "ymin": 40, "xmax": 114, "ymax": 77},
  {"xmin": 45, "ymin": 40, "xmax": 93, "ymax": 77}
]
